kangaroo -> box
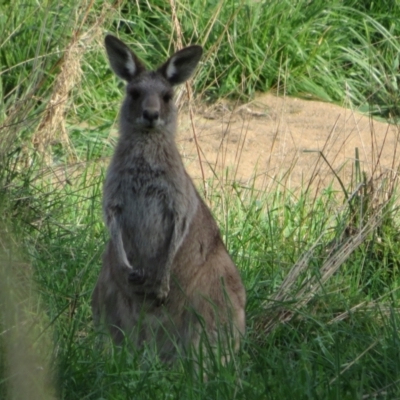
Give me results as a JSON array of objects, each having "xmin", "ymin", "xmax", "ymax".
[{"xmin": 92, "ymin": 34, "xmax": 246, "ymax": 360}]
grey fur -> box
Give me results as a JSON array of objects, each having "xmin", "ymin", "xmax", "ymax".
[{"xmin": 92, "ymin": 35, "xmax": 246, "ymax": 359}]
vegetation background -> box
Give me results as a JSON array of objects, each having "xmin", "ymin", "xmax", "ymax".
[{"xmin": 1, "ymin": 0, "xmax": 400, "ymax": 398}]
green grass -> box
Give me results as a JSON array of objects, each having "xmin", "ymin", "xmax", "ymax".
[{"xmin": 1, "ymin": 0, "xmax": 400, "ymax": 399}]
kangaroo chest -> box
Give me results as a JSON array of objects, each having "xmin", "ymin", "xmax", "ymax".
[
  {"xmin": 118, "ymin": 160, "xmax": 172, "ymax": 207},
  {"xmin": 125, "ymin": 159, "xmax": 166, "ymax": 192}
]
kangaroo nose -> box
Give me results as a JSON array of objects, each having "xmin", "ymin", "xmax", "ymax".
[{"xmin": 143, "ymin": 109, "xmax": 159, "ymax": 123}]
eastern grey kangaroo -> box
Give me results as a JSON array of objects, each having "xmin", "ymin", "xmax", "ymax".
[{"xmin": 92, "ymin": 34, "xmax": 246, "ymax": 360}]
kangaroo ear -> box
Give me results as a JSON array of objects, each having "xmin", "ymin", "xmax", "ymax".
[
  {"xmin": 158, "ymin": 45, "xmax": 203, "ymax": 85},
  {"xmin": 104, "ymin": 35, "xmax": 146, "ymax": 81}
]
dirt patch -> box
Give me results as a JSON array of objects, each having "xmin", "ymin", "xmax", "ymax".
[{"xmin": 177, "ymin": 93, "xmax": 400, "ymax": 193}]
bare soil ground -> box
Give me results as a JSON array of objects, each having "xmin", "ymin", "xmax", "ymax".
[{"xmin": 177, "ymin": 93, "xmax": 400, "ymax": 194}]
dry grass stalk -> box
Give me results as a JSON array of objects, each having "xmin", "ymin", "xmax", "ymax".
[
  {"xmin": 259, "ymin": 207, "xmax": 385, "ymax": 335},
  {"xmin": 32, "ymin": 0, "xmax": 96, "ymax": 162},
  {"xmin": 169, "ymin": 0, "xmax": 207, "ymax": 194},
  {"xmin": 32, "ymin": 0, "xmax": 123, "ymax": 165},
  {"xmin": 32, "ymin": 36, "xmax": 83, "ymax": 163}
]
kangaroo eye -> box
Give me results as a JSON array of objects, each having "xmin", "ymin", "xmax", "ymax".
[
  {"xmin": 129, "ymin": 88, "xmax": 141, "ymax": 100},
  {"xmin": 163, "ymin": 92, "xmax": 173, "ymax": 103}
]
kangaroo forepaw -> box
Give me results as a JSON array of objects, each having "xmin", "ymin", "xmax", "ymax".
[
  {"xmin": 154, "ymin": 280, "xmax": 170, "ymax": 304},
  {"xmin": 128, "ymin": 269, "xmax": 145, "ymax": 284}
]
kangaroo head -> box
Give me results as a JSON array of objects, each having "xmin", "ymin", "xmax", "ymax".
[{"xmin": 105, "ymin": 35, "xmax": 203, "ymax": 134}]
